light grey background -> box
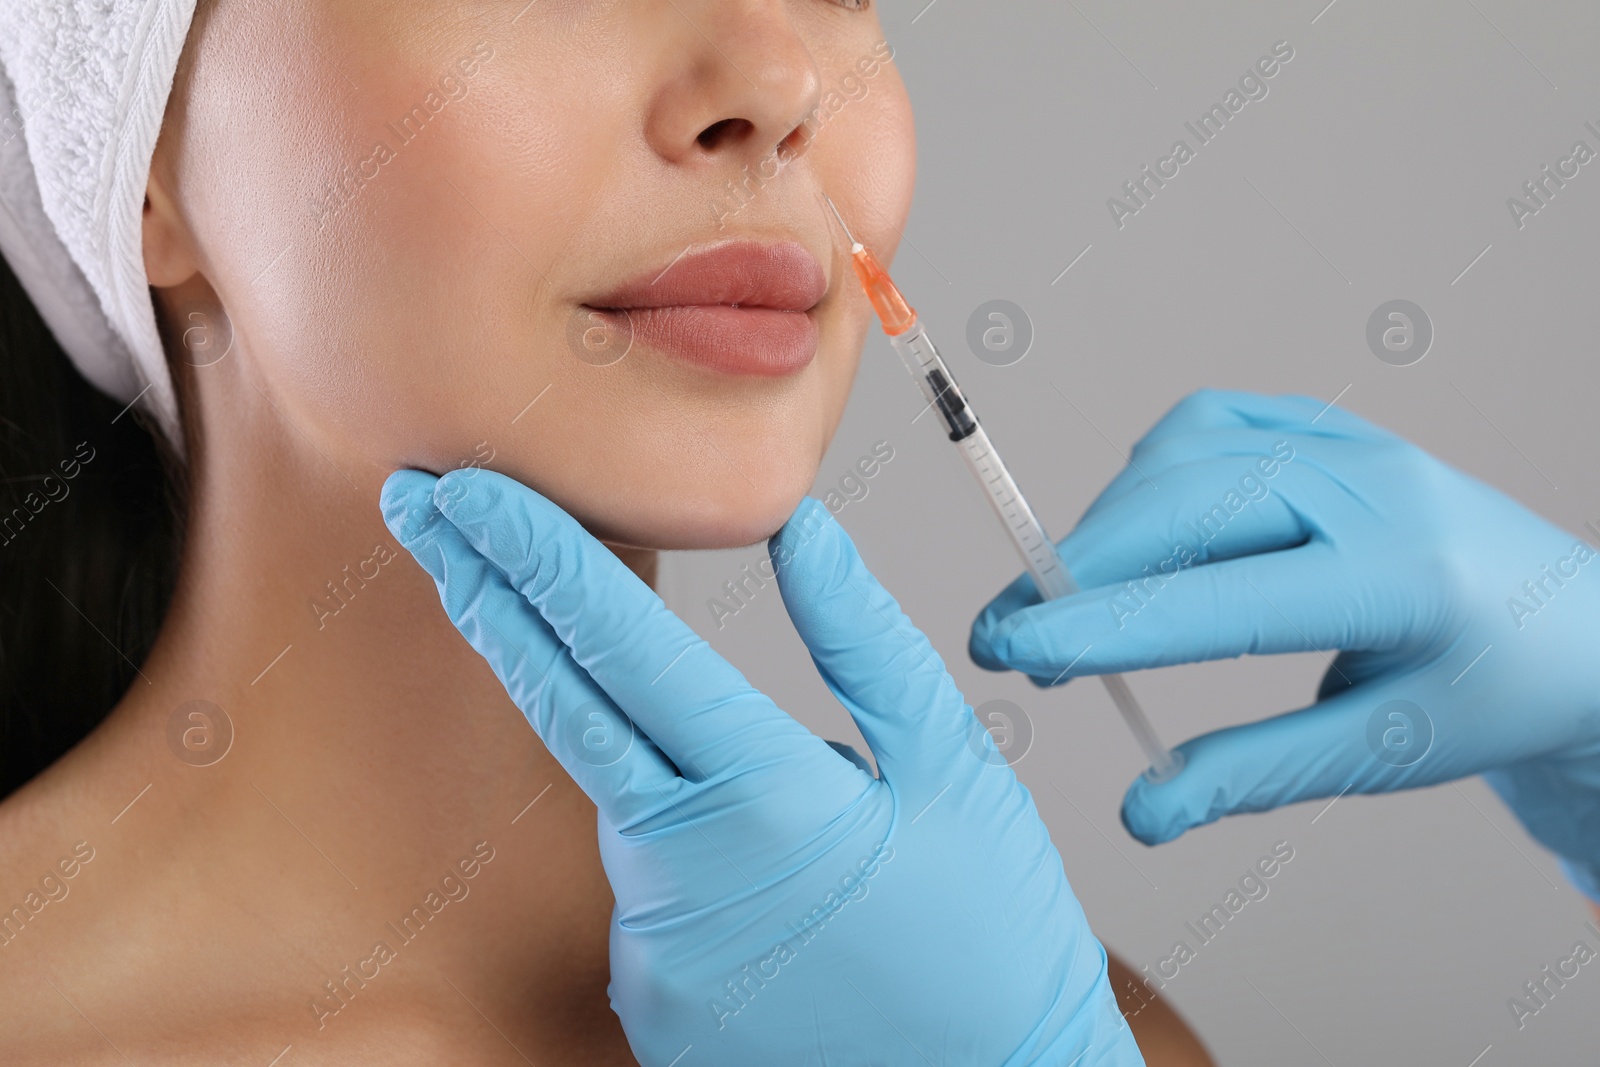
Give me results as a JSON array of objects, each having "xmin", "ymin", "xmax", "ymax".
[{"xmin": 659, "ymin": 2, "xmax": 1600, "ymax": 1063}]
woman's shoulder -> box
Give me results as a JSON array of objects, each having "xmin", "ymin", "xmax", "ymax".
[
  {"xmin": 0, "ymin": 733, "xmax": 638, "ymax": 1065},
  {"xmin": 0, "ymin": 970, "xmax": 533, "ymax": 1067},
  {"xmin": 0, "ymin": 767, "xmax": 104, "ymax": 947}
]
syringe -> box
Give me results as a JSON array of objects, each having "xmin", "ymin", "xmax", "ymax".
[{"xmin": 825, "ymin": 196, "xmax": 1181, "ymax": 782}]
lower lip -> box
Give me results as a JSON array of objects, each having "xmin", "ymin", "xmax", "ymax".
[{"xmin": 590, "ymin": 305, "xmax": 818, "ymax": 376}]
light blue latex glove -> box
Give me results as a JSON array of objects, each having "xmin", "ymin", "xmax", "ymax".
[
  {"xmin": 969, "ymin": 390, "xmax": 1600, "ymax": 901},
  {"xmin": 381, "ymin": 467, "xmax": 1142, "ymax": 1067}
]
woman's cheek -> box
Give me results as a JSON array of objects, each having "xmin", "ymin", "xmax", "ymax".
[
  {"xmin": 243, "ymin": 58, "xmax": 599, "ymax": 462},
  {"xmin": 813, "ymin": 61, "xmax": 915, "ymax": 264}
]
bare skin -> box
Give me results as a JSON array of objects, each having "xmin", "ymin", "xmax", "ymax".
[
  {"xmin": 0, "ymin": 287, "xmax": 672, "ymax": 1061},
  {"xmin": 1109, "ymin": 955, "xmax": 1215, "ymax": 1066},
  {"xmin": 0, "ymin": 1, "xmax": 1210, "ymax": 1063},
  {"xmin": 0, "ymin": 507, "xmax": 1208, "ymax": 1065}
]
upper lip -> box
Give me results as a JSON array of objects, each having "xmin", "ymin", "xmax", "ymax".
[{"xmin": 586, "ymin": 239, "xmax": 828, "ymax": 312}]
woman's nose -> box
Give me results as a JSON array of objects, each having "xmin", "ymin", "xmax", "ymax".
[{"xmin": 644, "ymin": 0, "xmax": 823, "ymax": 171}]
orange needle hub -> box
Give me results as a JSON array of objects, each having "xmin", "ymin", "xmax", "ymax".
[{"xmin": 824, "ymin": 196, "xmax": 917, "ymax": 336}]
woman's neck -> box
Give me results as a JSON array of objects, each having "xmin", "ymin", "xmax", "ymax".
[{"xmin": 4, "ymin": 362, "xmax": 642, "ymax": 1058}]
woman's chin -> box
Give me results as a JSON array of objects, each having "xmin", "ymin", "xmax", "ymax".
[{"xmin": 575, "ymin": 478, "xmax": 817, "ymax": 553}]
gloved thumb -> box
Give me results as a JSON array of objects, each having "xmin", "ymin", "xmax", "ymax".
[
  {"xmin": 772, "ymin": 498, "xmax": 975, "ymax": 784},
  {"xmin": 1121, "ymin": 684, "xmax": 1440, "ymax": 844}
]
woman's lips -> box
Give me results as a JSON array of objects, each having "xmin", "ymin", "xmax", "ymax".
[{"xmin": 584, "ymin": 240, "xmax": 826, "ymax": 376}]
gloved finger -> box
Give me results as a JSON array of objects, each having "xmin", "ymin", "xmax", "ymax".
[
  {"xmin": 1088, "ymin": 429, "xmax": 1296, "ymax": 515},
  {"xmin": 1131, "ymin": 390, "xmax": 1367, "ymax": 457},
  {"xmin": 1120, "ymin": 682, "xmax": 1446, "ymax": 845},
  {"xmin": 825, "ymin": 739, "xmax": 876, "ymax": 776},
  {"xmin": 968, "ymin": 568, "xmax": 1046, "ymax": 673},
  {"xmin": 977, "ymin": 544, "xmax": 1414, "ymax": 682},
  {"xmin": 971, "ymin": 451, "xmax": 1310, "ymax": 671},
  {"xmin": 1058, "ymin": 390, "xmax": 1284, "ymax": 512},
  {"xmin": 1088, "ymin": 428, "xmax": 1322, "ymax": 530},
  {"xmin": 772, "ymin": 498, "xmax": 972, "ymax": 782},
  {"xmin": 1089, "ymin": 391, "xmax": 1380, "ymax": 510},
  {"xmin": 1120, "ymin": 391, "xmax": 1318, "ymax": 481},
  {"xmin": 430, "ymin": 468, "xmax": 816, "ymax": 781},
  {"xmin": 381, "ymin": 470, "xmax": 680, "ymax": 825},
  {"xmin": 1071, "ymin": 447, "xmax": 1309, "ymax": 584}
]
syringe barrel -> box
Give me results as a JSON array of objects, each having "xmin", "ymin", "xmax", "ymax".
[
  {"xmin": 955, "ymin": 424, "xmax": 1078, "ymax": 601},
  {"xmin": 863, "ymin": 272, "xmax": 1182, "ymax": 781},
  {"xmin": 953, "ymin": 420, "xmax": 1181, "ymax": 780},
  {"xmin": 887, "ymin": 319, "xmax": 1076, "ymax": 598},
  {"xmin": 888, "ymin": 319, "xmax": 977, "ymax": 442}
]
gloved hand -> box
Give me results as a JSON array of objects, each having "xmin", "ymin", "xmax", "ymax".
[
  {"xmin": 381, "ymin": 468, "xmax": 1143, "ymax": 1067},
  {"xmin": 969, "ymin": 389, "xmax": 1600, "ymax": 901}
]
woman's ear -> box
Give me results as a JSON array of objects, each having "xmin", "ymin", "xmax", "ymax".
[
  {"xmin": 143, "ymin": 133, "xmax": 233, "ymax": 369},
  {"xmin": 143, "ymin": 155, "xmax": 199, "ymax": 288}
]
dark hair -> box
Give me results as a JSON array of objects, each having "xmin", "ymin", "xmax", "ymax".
[{"xmin": 0, "ymin": 250, "xmax": 187, "ymax": 797}]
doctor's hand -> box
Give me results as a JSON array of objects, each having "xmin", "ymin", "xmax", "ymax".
[
  {"xmin": 970, "ymin": 390, "xmax": 1600, "ymax": 901},
  {"xmin": 381, "ymin": 469, "xmax": 1142, "ymax": 1067}
]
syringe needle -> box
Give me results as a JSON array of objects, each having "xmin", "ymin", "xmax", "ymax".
[{"xmin": 822, "ymin": 194, "xmax": 860, "ymax": 249}]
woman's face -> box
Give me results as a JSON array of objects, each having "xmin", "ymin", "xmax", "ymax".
[{"xmin": 151, "ymin": 0, "xmax": 914, "ymax": 549}]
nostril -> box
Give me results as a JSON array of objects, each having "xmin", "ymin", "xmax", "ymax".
[{"xmin": 697, "ymin": 117, "xmax": 753, "ymax": 151}]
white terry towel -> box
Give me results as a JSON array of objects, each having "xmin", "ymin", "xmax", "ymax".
[{"xmin": 0, "ymin": 0, "xmax": 199, "ymax": 454}]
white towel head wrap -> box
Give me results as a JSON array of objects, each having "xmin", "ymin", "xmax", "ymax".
[{"xmin": 0, "ymin": 0, "xmax": 199, "ymax": 455}]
